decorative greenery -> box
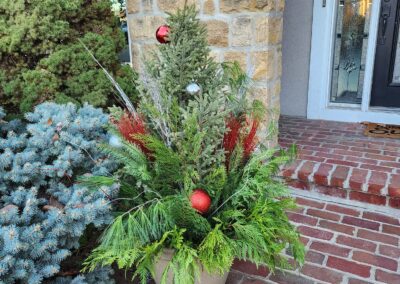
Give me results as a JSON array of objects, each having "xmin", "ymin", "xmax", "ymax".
[
  {"xmin": 82, "ymin": 5, "xmax": 304, "ymax": 284},
  {"xmin": 0, "ymin": 0, "xmax": 138, "ymax": 116},
  {"xmin": 0, "ymin": 103, "xmax": 118, "ymax": 283}
]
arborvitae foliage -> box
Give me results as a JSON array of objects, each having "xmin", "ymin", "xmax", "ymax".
[
  {"xmin": 0, "ymin": 0, "xmax": 138, "ymax": 116},
  {"xmin": 82, "ymin": 5, "xmax": 304, "ymax": 284},
  {"xmin": 0, "ymin": 103, "xmax": 118, "ymax": 283}
]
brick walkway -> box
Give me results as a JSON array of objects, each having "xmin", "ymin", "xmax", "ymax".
[
  {"xmin": 278, "ymin": 116, "xmax": 400, "ymax": 209},
  {"xmin": 226, "ymin": 194, "xmax": 400, "ymax": 284}
]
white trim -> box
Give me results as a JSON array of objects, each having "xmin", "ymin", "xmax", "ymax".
[
  {"xmin": 361, "ymin": 0, "xmax": 381, "ymax": 112},
  {"xmin": 307, "ymin": 0, "xmax": 400, "ymax": 124}
]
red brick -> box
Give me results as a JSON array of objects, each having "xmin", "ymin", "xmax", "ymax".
[
  {"xmin": 326, "ymin": 159, "xmax": 358, "ymax": 167},
  {"xmin": 298, "ymin": 161, "xmax": 316, "ymax": 182},
  {"xmin": 313, "ymin": 163, "xmax": 334, "ymax": 186},
  {"xmin": 327, "ymin": 256, "xmax": 370, "ymax": 278},
  {"xmin": 361, "ymin": 164, "xmax": 393, "ymax": 173},
  {"xmin": 287, "ymin": 180, "xmax": 310, "ymax": 190},
  {"xmin": 388, "ymin": 174, "xmax": 400, "ymax": 197},
  {"xmin": 379, "ymin": 244, "xmax": 400, "ymax": 259},
  {"xmin": 331, "ymin": 166, "xmax": 350, "ymax": 188},
  {"xmin": 380, "ymin": 161, "xmax": 400, "ymax": 168},
  {"xmin": 365, "ymin": 153, "xmax": 397, "ymax": 161},
  {"xmin": 301, "ymin": 264, "xmax": 343, "ymax": 284},
  {"xmin": 389, "ymin": 197, "xmax": 400, "ymax": 208},
  {"xmin": 287, "ymin": 212, "xmax": 318, "ymax": 226},
  {"xmin": 322, "ymin": 143, "xmax": 349, "ymax": 151},
  {"xmin": 310, "ymin": 241, "xmax": 350, "ymax": 257},
  {"xmin": 336, "ymin": 235, "xmax": 376, "ymax": 252},
  {"xmin": 351, "ymin": 147, "xmax": 381, "ymax": 154},
  {"xmin": 348, "ymin": 279, "xmax": 373, "ymax": 284},
  {"xmin": 316, "ymin": 152, "xmax": 344, "ymax": 160},
  {"xmin": 300, "ymin": 236, "xmax": 310, "ymax": 246},
  {"xmin": 231, "ymin": 260, "xmax": 269, "ymax": 277},
  {"xmin": 357, "ymin": 229, "xmax": 399, "ymax": 246},
  {"xmin": 342, "ymin": 216, "xmax": 380, "ymax": 231},
  {"xmin": 306, "ymin": 208, "xmax": 341, "ymax": 222},
  {"xmin": 375, "ymin": 270, "xmax": 400, "ymax": 284},
  {"xmin": 300, "ymin": 155, "xmax": 325, "ymax": 163},
  {"xmin": 298, "ymin": 149, "xmax": 314, "ymax": 156},
  {"xmin": 305, "ymin": 250, "xmax": 325, "ymax": 264},
  {"xmin": 368, "ymin": 171, "xmax": 388, "ymax": 195},
  {"xmin": 325, "ymin": 204, "xmax": 360, "ymax": 217},
  {"xmin": 349, "ymin": 168, "xmax": 368, "ymax": 191},
  {"xmin": 295, "ymin": 197, "xmax": 325, "ymax": 209},
  {"xmin": 349, "ymin": 191, "xmax": 386, "ymax": 206},
  {"xmin": 281, "ymin": 160, "xmax": 301, "ymax": 178},
  {"xmin": 362, "ymin": 211, "xmax": 399, "ymax": 225},
  {"xmin": 297, "ymin": 226, "xmax": 334, "ymax": 240},
  {"xmin": 332, "ymin": 149, "xmax": 360, "ymax": 157},
  {"xmin": 319, "ymin": 220, "xmax": 355, "ymax": 235},
  {"xmin": 315, "ymin": 185, "xmax": 347, "ymax": 198},
  {"xmin": 382, "ymin": 224, "xmax": 400, "ymax": 235},
  {"xmin": 352, "ymin": 251, "xmax": 397, "ymax": 271}
]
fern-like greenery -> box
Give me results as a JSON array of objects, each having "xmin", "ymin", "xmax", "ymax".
[{"xmin": 82, "ymin": 5, "xmax": 304, "ymax": 284}]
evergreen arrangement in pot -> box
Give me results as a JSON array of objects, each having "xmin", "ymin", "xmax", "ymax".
[{"xmin": 82, "ymin": 5, "xmax": 305, "ymax": 284}]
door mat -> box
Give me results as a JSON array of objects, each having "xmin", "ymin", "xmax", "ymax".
[{"xmin": 364, "ymin": 123, "xmax": 400, "ymax": 139}]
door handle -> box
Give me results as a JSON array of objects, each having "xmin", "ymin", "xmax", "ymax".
[
  {"xmin": 322, "ymin": 0, "xmax": 326, "ymax": 8},
  {"xmin": 379, "ymin": 3, "xmax": 391, "ymax": 44}
]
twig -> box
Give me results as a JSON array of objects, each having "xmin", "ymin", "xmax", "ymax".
[{"xmin": 78, "ymin": 39, "xmax": 138, "ymax": 118}]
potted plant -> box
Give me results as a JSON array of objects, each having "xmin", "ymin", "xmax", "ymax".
[{"xmin": 81, "ymin": 5, "xmax": 304, "ymax": 284}]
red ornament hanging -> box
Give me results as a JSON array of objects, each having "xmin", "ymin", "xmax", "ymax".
[
  {"xmin": 156, "ymin": 25, "xmax": 170, "ymax": 44},
  {"xmin": 190, "ymin": 189, "xmax": 211, "ymax": 214}
]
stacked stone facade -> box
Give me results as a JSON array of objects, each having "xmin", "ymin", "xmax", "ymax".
[{"xmin": 126, "ymin": 0, "xmax": 285, "ymax": 142}]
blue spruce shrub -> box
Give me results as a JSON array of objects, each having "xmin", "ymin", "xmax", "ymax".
[{"xmin": 0, "ymin": 103, "xmax": 118, "ymax": 284}]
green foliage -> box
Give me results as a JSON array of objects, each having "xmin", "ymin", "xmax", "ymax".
[
  {"xmin": 0, "ymin": 0, "xmax": 139, "ymax": 116},
  {"xmin": 81, "ymin": 5, "xmax": 304, "ymax": 284}
]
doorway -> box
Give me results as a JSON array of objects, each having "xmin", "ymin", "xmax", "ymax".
[
  {"xmin": 371, "ymin": 0, "xmax": 400, "ymax": 108},
  {"xmin": 308, "ymin": 0, "xmax": 400, "ymax": 124}
]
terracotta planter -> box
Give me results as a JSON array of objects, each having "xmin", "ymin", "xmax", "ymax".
[{"xmin": 153, "ymin": 249, "xmax": 229, "ymax": 284}]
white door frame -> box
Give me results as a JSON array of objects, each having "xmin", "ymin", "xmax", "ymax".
[{"xmin": 307, "ymin": 0, "xmax": 400, "ymax": 124}]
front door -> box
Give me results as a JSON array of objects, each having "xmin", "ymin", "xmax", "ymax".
[
  {"xmin": 308, "ymin": 0, "xmax": 400, "ymax": 124},
  {"xmin": 371, "ymin": 0, "xmax": 400, "ymax": 108}
]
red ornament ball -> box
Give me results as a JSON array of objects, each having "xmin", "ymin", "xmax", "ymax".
[
  {"xmin": 156, "ymin": 25, "xmax": 170, "ymax": 44},
  {"xmin": 190, "ymin": 189, "xmax": 211, "ymax": 214}
]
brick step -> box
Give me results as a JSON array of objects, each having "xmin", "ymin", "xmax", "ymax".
[
  {"xmin": 278, "ymin": 115, "xmax": 400, "ymax": 210},
  {"xmin": 280, "ymin": 160, "xmax": 400, "ymax": 209},
  {"xmin": 226, "ymin": 196, "xmax": 400, "ymax": 284}
]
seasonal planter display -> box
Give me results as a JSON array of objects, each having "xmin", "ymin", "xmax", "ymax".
[{"xmin": 82, "ymin": 5, "xmax": 305, "ymax": 284}]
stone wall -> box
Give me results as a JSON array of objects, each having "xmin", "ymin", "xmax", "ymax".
[{"xmin": 126, "ymin": 0, "xmax": 285, "ymax": 142}]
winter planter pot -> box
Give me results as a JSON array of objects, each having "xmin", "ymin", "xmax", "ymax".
[{"xmin": 153, "ymin": 249, "xmax": 229, "ymax": 284}]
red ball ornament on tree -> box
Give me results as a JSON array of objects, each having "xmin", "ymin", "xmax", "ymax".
[
  {"xmin": 156, "ymin": 25, "xmax": 170, "ymax": 44},
  {"xmin": 190, "ymin": 189, "xmax": 211, "ymax": 214}
]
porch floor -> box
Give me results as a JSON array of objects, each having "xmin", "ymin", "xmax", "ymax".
[{"xmin": 278, "ymin": 115, "xmax": 400, "ymax": 209}]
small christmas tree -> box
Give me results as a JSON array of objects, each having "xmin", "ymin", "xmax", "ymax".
[{"xmin": 82, "ymin": 5, "xmax": 304, "ymax": 284}]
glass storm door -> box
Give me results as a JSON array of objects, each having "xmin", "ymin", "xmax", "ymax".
[
  {"xmin": 371, "ymin": 0, "xmax": 400, "ymax": 108},
  {"xmin": 330, "ymin": 0, "xmax": 373, "ymax": 104}
]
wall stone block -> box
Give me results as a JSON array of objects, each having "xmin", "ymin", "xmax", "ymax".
[
  {"xmin": 220, "ymin": 0, "xmax": 274, "ymax": 13},
  {"xmin": 231, "ymin": 16, "xmax": 253, "ymax": 47},
  {"xmin": 204, "ymin": 20, "xmax": 229, "ymax": 47}
]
